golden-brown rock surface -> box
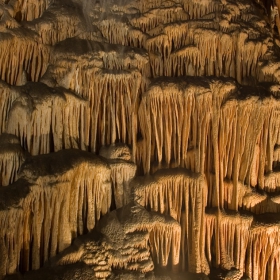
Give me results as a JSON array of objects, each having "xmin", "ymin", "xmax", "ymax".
[{"xmin": 1, "ymin": 0, "xmax": 280, "ymax": 279}]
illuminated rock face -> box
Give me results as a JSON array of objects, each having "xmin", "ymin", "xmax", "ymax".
[{"xmin": 1, "ymin": 0, "xmax": 280, "ymax": 280}]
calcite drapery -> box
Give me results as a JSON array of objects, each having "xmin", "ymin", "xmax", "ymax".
[
  {"xmin": 133, "ymin": 168, "xmax": 208, "ymax": 274},
  {"xmin": 100, "ymin": 144, "xmax": 137, "ymax": 208},
  {"xmin": 4, "ymin": 82, "xmax": 89, "ymax": 155},
  {"xmin": 0, "ymin": 133, "xmax": 25, "ymax": 187},
  {"xmin": 0, "ymin": 149, "xmax": 111, "ymax": 277},
  {"xmin": 47, "ymin": 203, "xmax": 181, "ymax": 278},
  {"xmin": 0, "ymin": 0, "xmax": 280, "ymax": 279}
]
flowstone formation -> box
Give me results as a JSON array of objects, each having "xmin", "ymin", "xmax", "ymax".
[{"xmin": 1, "ymin": 0, "xmax": 280, "ymax": 279}]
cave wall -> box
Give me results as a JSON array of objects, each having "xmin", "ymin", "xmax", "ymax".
[{"xmin": 0, "ymin": 0, "xmax": 280, "ymax": 279}]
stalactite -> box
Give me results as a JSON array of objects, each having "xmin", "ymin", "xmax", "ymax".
[
  {"xmin": 149, "ymin": 216, "xmax": 181, "ymax": 272},
  {"xmin": 0, "ymin": 81, "xmax": 19, "ymax": 134},
  {"xmin": 100, "ymin": 143, "xmax": 137, "ymax": 208},
  {"xmin": 246, "ymin": 214, "xmax": 280, "ymax": 280},
  {"xmin": 138, "ymin": 0, "xmax": 163, "ymax": 14},
  {"xmin": 264, "ymin": 168, "xmax": 280, "ymax": 192},
  {"xmin": 204, "ymin": 212, "xmax": 216, "ymax": 267},
  {"xmin": 107, "ymin": 161, "xmax": 136, "ymax": 208},
  {"xmin": 0, "ymin": 134, "xmax": 25, "ymax": 187},
  {"xmin": 94, "ymin": 1, "xmax": 272, "ymax": 84},
  {"xmin": 95, "ymin": 15, "xmax": 151, "ymax": 50},
  {"xmin": 130, "ymin": 6, "xmax": 188, "ymax": 34},
  {"xmin": 146, "ymin": 21, "xmax": 269, "ymax": 81},
  {"xmin": 5, "ymin": 83, "xmax": 89, "ymax": 155},
  {"xmin": 243, "ymin": 192, "xmax": 280, "ymax": 214},
  {"xmin": 43, "ymin": 39, "xmax": 147, "ymax": 155},
  {"xmin": 275, "ymin": 0, "xmax": 280, "ymax": 37},
  {"xmin": 204, "ymin": 210, "xmax": 280, "ymax": 280},
  {"xmin": 258, "ymin": 0, "xmax": 280, "ymax": 37},
  {"xmin": 133, "ymin": 168, "xmax": 209, "ymax": 274},
  {"xmin": 138, "ymin": 77, "xmax": 235, "ymax": 174},
  {"xmin": 47, "ymin": 203, "xmax": 180, "ymax": 278},
  {"xmin": 219, "ymin": 211, "xmax": 253, "ymax": 271},
  {"xmin": 0, "ymin": 4, "xmax": 21, "ymax": 30},
  {"xmin": 97, "ymin": 17, "xmax": 129, "ymax": 46},
  {"xmin": 126, "ymin": 28, "xmax": 148, "ymax": 50},
  {"xmin": 86, "ymin": 70, "xmax": 142, "ymax": 153},
  {"xmin": 181, "ymin": 0, "xmax": 221, "ymax": 19},
  {"xmin": 26, "ymin": 4, "xmax": 82, "ymax": 46},
  {"xmin": 0, "ymin": 149, "xmax": 111, "ymax": 278},
  {"xmin": 237, "ymin": 174, "xmax": 280, "ymax": 214},
  {"xmin": 204, "ymin": 210, "xmax": 253, "ymax": 274},
  {"xmin": 0, "ymin": 0, "xmax": 280, "ymax": 279},
  {"xmin": 9, "ymin": 0, "xmax": 53, "ymax": 22},
  {"xmin": 0, "ymin": 30, "xmax": 50, "ymax": 85},
  {"xmin": 213, "ymin": 91, "xmax": 280, "ymax": 209}
]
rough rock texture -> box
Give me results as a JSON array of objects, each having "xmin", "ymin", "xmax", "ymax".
[
  {"xmin": 0, "ymin": 134, "xmax": 25, "ymax": 186},
  {"xmin": 0, "ymin": 149, "xmax": 112, "ymax": 277},
  {"xmin": 45, "ymin": 203, "xmax": 180, "ymax": 279},
  {"xmin": 100, "ymin": 144, "xmax": 137, "ymax": 208},
  {"xmin": 3, "ymin": 82, "xmax": 89, "ymax": 154},
  {"xmin": 133, "ymin": 169, "xmax": 208, "ymax": 274},
  {"xmin": 0, "ymin": 0, "xmax": 280, "ymax": 280}
]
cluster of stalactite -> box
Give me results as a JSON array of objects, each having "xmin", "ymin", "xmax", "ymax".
[
  {"xmin": 28, "ymin": 6, "xmax": 81, "ymax": 46},
  {"xmin": 144, "ymin": 23, "xmax": 269, "ymax": 81},
  {"xmin": 256, "ymin": 0, "xmax": 280, "ymax": 36},
  {"xmin": 0, "ymin": 150, "xmax": 112, "ymax": 278},
  {"xmin": 2, "ymin": 82, "xmax": 88, "ymax": 155},
  {"xmin": 129, "ymin": 7, "xmax": 189, "ymax": 34},
  {"xmin": 8, "ymin": 0, "xmax": 53, "ymax": 22},
  {"xmin": 107, "ymin": 160, "xmax": 136, "ymax": 208},
  {"xmin": 42, "ymin": 39, "xmax": 148, "ymax": 155},
  {"xmin": 99, "ymin": 144, "xmax": 137, "ymax": 208},
  {"xmin": 205, "ymin": 211, "xmax": 253, "ymax": 274},
  {"xmin": 0, "ymin": 32, "xmax": 50, "ymax": 85},
  {"xmin": 148, "ymin": 218, "xmax": 181, "ymax": 271},
  {"xmin": 133, "ymin": 168, "xmax": 280, "ymax": 280},
  {"xmin": 0, "ymin": 0, "xmax": 280, "ymax": 279},
  {"xmin": 208, "ymin": 89, "xmax": 280, "ymax": 210},
  {"xmin": 0, "ymin": 134, "xmax": 25, "ymax": 186},
  {"xmin": 138, "ymin": 78, "xmax": 280, "ymax": 215},
  {"xmin": 93, "ymin": 0, "xmax": 273, "ymax": 85},
  {"xmin": 205, "ymin": 211, "xmax": 280, "ymax": 280},
  {"xmin": 181, "ymin": 0, "xmax": 221, "ymax": 19},
  {"xmin": 0, "ymin": 81, "xmax": 18, "ymax": 134},
  {"xmin": 138, "ymin": 77, "xmax": 235, "ymax": 175},
  {"xmin": 45, "ymin": 203, "xmax": 181, "ymax": 279},
  {"xmin": 0, "ymin": 33, "xmax": 152, "ymax": 158},
  {"xmin": 133, "ymin": 169, "xmax": 208, "ymax": 274}
]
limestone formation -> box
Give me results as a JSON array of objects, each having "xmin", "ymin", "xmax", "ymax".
[
  {"xmin": 46, "ymin": 203, "xmax": 180, "ymax": 279},
  {"xmin": 100, "ymin": 144, "xmax": 137, "ymax": 208},
  {"xmin": 133, "ymin": 169, "xmax": 208, "ymax": 274},
  {"xmin": 4, "ymin": 82, "xmax": 89, "ymax": 154},
  {"xmin": 0, "ymin": 149, "xmax": 111, "ymax": 277},
  {"xmin": 0, "ymin": 0, "xmax": 280, "ymax": 279},
  {"xmin": 0, "ymin": 134, "xmax": 25, "ymax": 186}
]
